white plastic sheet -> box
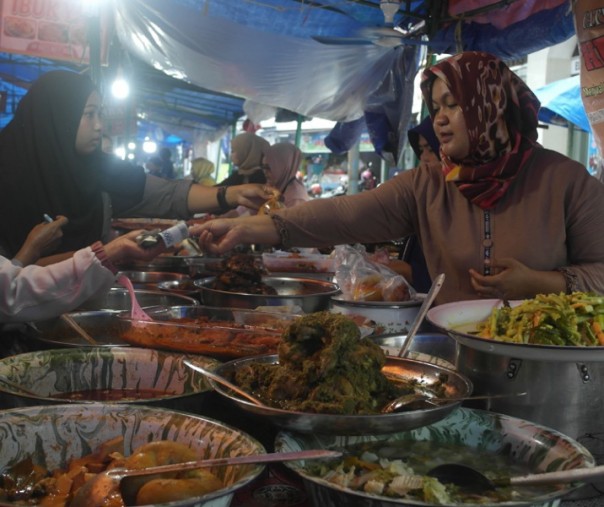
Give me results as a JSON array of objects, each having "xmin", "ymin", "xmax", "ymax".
[{"xmin": 114, "ymin": 0, "xmax": 401, "ymax": 123}]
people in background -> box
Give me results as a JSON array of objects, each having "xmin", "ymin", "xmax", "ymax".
[
  {"xmin": 190, "ymin": 51, "xmax": 604, "ymax": 304},
  {"xmin": 397, "ymin": 115, "xmax": 441, "ymax": 293},
  {"xmin": 262, "ymin": 143, "xmax": 310, "ymax": 208},
  {"xmin": 218, "ymin": 132, "xmax": 269, "ymax": 186},
  {"xmin": 1, "ymin": 216, "xmax": 165, "ymax": 322},
  {"xmin": 359, "ymin": 169, "xmax": 376, "ymax": 191},
  {"xmin": 407, "ymin": 115, "xmax": 440, "ymax": 166},
  {"xmin": 190, "ymin": 157, "xmax": 216, "ymax": 186},
  {"xmin": 145, "ymin": 156, "xmax": 163, "ymax": 177},
  {"xmin": 158, "ymin": 147, "xmax": 175, "ymax": 179},
  {"xmin": 0, "ymin": 70, "xmax": 274, "ymax": 262}
]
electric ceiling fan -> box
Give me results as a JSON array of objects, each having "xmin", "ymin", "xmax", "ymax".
[{"xmin": 312, "ymin": 0, "xmax": 429, "ymax": 48}]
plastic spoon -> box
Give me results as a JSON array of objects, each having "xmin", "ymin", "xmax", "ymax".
[
  {"xmin": 397, "ymin": 273, "xmax": 445, "ymax": 358},
  {"xmin": 72, "ymin": 449, "xmax": 341, "ymax": 507},
  {"xmin": 116, "ymin": 274, "xmax": 153, "ymax": 322}
]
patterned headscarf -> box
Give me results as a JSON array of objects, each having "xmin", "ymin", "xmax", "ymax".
[{"xmin": 420, "ymin": 51, "xmax": 540, "ymax": 209}]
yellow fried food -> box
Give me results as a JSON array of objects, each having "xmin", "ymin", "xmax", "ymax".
[
  {"xmin": 120, "ymin": 441, "xmax": 223, "ymax": 505},
  {"xmin": 135, "ymin": 472, "xmax": 224, "ymax": 505}
]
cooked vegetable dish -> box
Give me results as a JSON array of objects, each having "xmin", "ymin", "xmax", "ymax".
[
  {"xmin": 306, "ymin": 440, "xmax": 556, "ymax": 505},
  {"xmin": 232, "ymin": 312, "xmax": 446, "ymax": 414},
  {"xmin": 477, "ymin": 292, "xmax": 604, "ymax": 346}
]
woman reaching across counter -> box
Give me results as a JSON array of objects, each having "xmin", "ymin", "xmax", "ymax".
[
  {"xmin": 0, "ymin": 71, "xmax": 274, "ymax": 262},
  {"xmin": 190, "ymin": 51, "xmax": 604, "ymax": 304},
  {"xmin": 1, "ymin": 216, "xmax": 165, "ymax": 323}
]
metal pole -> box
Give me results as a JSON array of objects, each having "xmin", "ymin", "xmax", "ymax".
[
  {"xmin": 348, "ymin": 140, "xmax": 360, "ymax": 194},
  {"xmin": 295, "ymin": 114, "xmax": 303, "ymax": 147},
  {"xmin": 86, "ymin": 7, "xmax": 102, "ymax": 87},
  {"xmin": 227, "ymin": 123, "xmax": 237, "ymax": 176}
]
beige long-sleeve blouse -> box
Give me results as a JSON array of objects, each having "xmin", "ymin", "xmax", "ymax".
[{"xmin": 273, "ymin": 148, "xmax": 604, "ymax": 304}]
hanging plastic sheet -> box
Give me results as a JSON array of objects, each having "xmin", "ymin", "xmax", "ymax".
[{"xmin": 114, "ymin": 0, "xmax": 400, "ymax": 124}]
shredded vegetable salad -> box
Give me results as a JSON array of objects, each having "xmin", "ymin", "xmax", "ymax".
[{"xmin": 476, "ymin": 292, "xmax": 604, "ymax": 346}]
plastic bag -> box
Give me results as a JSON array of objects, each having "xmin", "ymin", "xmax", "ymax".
[{"xmin": 333, "ymin": 244, "xmax": 415, "ymax": 302}]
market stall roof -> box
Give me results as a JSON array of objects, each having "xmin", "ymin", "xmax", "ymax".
[
  {"xmin": 0, "ymin": 1, "xmax": 577, "ymax": 155},
  {"xmin": 113, "ymin": 0, "xmax": 576, "ymax": 160},
  {"xmin": 0, "ymin": 50, "xmax": 245, "ymax": 143}
]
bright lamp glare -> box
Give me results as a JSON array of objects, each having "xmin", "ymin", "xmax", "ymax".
[
  {"xmin": 127, "ymin": 142, "xmax": 136, "ymax": 150},
  {"xmin": 115, "ymin": 146, "xmax": 126, "ymax": 159},
  {"xmin": 111, "ymin": 77, "xmax": 130, "ymax": 99},
  {"xmin": 142, "ymin": 140, "xmax": 157, "ymax": 154},
  {"xmin": 127, "ymin": 153, "xmax": 135, "ymax": 160}
]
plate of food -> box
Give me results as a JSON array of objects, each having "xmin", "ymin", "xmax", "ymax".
[
  {"xmin": 206, "ymin": 312, "xmax": 472, "ymax": 435},
  {"xmin": 118, "ymin": 305, "xmax": 300, "ymax": 358},
  {"xmin": 275, "ymin": 407, "xmax": 594, "ymax": 506},
  {"xmin": 427, "ymin": 292, "xmax": 604, "ymax": 361}
]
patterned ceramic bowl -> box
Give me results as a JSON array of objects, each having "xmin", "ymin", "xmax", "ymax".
[
  {"xmin": 0, "ymin": 403, "xmax": 265, "ymax": 507},
  {"xmin": 0, "ymin": 347, "xmax": 219, "ymax": 414},
  {"xmin": 275, "ymin": 407, "xmax": 595, "ymax": 507}
]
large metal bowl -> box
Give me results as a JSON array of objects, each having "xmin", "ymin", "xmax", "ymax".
[
  {"xmin": 275, "ymin": 407, "xmax": 595, "ymax": 507},
  {"xmin": 117, "ymin": 255, "xmax": 223, "ymax": 277},
  {"xmin": 330, "ymin": 295, "xmax": 423, "ymax": 334},
  {"xmin": 116, "ymin": 270, "xmax": 190, "ymax": 290},
  {"xmin": 195, "ymin": 276, "xmax": 340, "ymax": 313},
  {"xmin": 209, "ymin": 354, "xmax": 472, "ymax": 435},
  {"xmin": 426, "ymin": 298, "xmax": 604, "ymax": 362},
  {"xmin": 0, "ymin": 347, "xmax": 219, "ymax": 414},
  {"xmin": 0, "ymin": 403, "xmax": 265, "ymax": 507},
  {"xmin": 371, "ymin": 332, "xmax": 457, "ymax": 370},
  {"xmin": 77, "ymin": 287, "xmax": 198, "ymax": 311},
  {"xmin": 28, "ymin": 310, "xmax": 130, "ymax": 347}
]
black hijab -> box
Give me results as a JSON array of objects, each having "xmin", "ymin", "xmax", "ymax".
[{"xmin": 0, "ymin": 70, "xmax": 146, "ymax": 256}]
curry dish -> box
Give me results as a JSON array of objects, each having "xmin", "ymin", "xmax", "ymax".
[{"xmin": 0, "ymin": 438, "xmax": 223, "ymax": 506}]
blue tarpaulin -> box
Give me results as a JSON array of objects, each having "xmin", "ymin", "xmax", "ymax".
[{"xmin": 534, "ymin": 75, "xmax": 590, "ymax": 132}]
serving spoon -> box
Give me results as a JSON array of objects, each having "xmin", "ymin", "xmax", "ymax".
[
  {"xmin": 183, "ymin": 360, "xmax": 267, "ymax": 407},
  {"xmin": 381, "ymin": 391, "xmax": 527, "ymax": 414},
  {"xmin": 397, "ymin": 273, "xmax": 445, "ymax": 358},
  {"xmin": 426, "ymin": 462, "xmax": 604, "ymax": 491},
  {"xmin": 71, "ymin": 449, "xmax": 341, "ymax": 507}
]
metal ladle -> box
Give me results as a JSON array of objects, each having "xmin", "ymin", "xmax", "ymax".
[
  {"xmin": 71, "ymin": 449, "xmax": 341, "ymax": 507},
  {"xmin": 397, "ymin": 273, "xmax": 445, "ymax": 358},
  {"xmin": 427, "ymin": 462, "xmax": 604, "ymax": 491},
  {"xmin": 381, "ymin": 391, "xmax": 527, "ymax": 414}
]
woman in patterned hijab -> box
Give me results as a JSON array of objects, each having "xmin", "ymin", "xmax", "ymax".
[{"xmin": 420, "ymin": 51, "xmax": 541, "ymax": 210}]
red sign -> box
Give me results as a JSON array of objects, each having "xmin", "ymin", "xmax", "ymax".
[{"xmin": 0, "ymin": 0, "xmax": 110, "ymax": 64}]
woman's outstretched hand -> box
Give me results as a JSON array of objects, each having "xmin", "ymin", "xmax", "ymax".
[
  {"xmin": 189, "ymin": 214, "xmax": 281, "ymax": 255},
  {"xmin": 225, "ymin": 184, "xmax": 277, "ymax": 211}
]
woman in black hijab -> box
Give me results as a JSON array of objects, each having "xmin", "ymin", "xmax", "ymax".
[
  {"xmin": 0, "ymin": 71, "xmax": 145, "ymax": 256},
  {"xmin": 0, "ymin": 71, "xmax": 273, "ymax": 258}
]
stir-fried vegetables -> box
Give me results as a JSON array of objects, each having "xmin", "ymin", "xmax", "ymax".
[{"xmin": 477, "ymin": 292, "xmax": 604, "ymax": 346}]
